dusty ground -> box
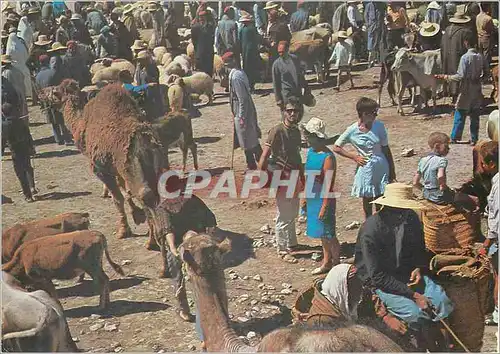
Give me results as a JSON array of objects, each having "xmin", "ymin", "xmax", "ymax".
[{"xmin": 2, "ymin": 63, "xmax": 498, "ymax": 352}]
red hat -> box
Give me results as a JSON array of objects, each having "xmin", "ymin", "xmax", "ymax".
[
  {"xmin": 224, "ymin": 6, "xmax": 231, "ymax": 13},
  {"xmin": 67, "ymin": 40, "xmax": 77, "ymax": 49},
  {"xmin": 221, "ymin": 51, "xmax": 234, "ymax": 63}
]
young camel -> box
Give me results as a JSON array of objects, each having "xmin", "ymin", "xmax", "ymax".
[
  {"xmin": 179, "ymin": 233, "xmax": 403, "ymax": 352},
  {"xmin": 51, "ymin": 80, "xmax": 168, "ymax": 248}
]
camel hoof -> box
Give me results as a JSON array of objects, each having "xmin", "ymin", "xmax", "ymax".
[
  {"xmin": 132, "ymin": 208, "xmax": 147, "ymax": 225},
  {"xmin": 117, "ymin": 227, "xmax": 132, "ymax": 239}
]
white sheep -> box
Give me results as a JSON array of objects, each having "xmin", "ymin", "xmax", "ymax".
[
  {"xmin": 161, "ymin": 52, "xmax": 173, "ymax": 67},
  {"xmin": 173, "ymin": 55, "xmax": 192, "ymax": 76},
  {"xmin": 175, "ymin": 72, "xmax": 214, "ymax": 105},
  {"xmin": 153, "ymin": 46, "xmax": 168, "ymax": 65}
]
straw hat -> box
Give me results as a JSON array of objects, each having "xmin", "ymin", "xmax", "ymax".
[
  {"xmin": 122, "ymin": 4, "xmax": 134, "ymax": 15},
  {"xmin": 302, "ymin": 117, "xmax": 328, "ymax": 139},
  {"xmin": 34, "ymin": 34, "xmax": 52, "ymax": 46},
  {"xmin": 427, "ymin": 1, "xmax": 441, "ymax": 10},
  {"xmin": 263, "ymin": 1, "xmax": 279, "ymax": 10},
  {"xmin": 419, "ymin": 22, "xmax": 440, "ymax": 37},
  {"xmin": 487, "ymin": 110, "xmax": 499, "ymax": 142},
  {"xmin": 1, "ymin": 54, "xmax": 15, "ymax": 64},
  {"xmin": 1, "ymin": 2, "xmax": 13, "ymax": 12},
  {"xmin": 338, "ymin": 30, "xmax": 348, "ymax": 39},
  {"xmin": 71, "ymin": 13, "xmax": 83, "ymax": 21},
  {"xmin": 131, "ymin": 39, "xmax": 147, "ymax": 50},
  {"xmin": 239, "ymin": 14, "xmax": 253, "ymax": 22},
  {"xmin": 28, "ymin": 7, "xmax": 40, "ymax": 15},
  {"xmin": 346, "ymin": 27, "xmax": 353, "ymax": 37},
  {"xmin": 137, "ymin": 50, "xmax": 149, "ymax": 59},
  {"xmin": 371, "ymin": 183, "xmax": 425, "ymax": 209},
  {"xmin": 47, "ymin": 42, "xmax": 67, "ymax": 52},
  {"xmin": 449, "ymin": 10, "xmax": 471, "ymax": 24}
]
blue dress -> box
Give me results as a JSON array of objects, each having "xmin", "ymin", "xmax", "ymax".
[
  {"xmin": 335, "ymin": 120, "xmax": 390, "ymax": 198},
  {"xmin": 305, "ymin": 148, "xmax": 336, "ymax": 239}
]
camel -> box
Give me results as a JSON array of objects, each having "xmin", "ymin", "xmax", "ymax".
[
  {"xmin": 179, "ymin": 234, "xmax": 403, "ymax": 352},
  {"xmin": 50, "ymin": 79, "xmax": 168, "ymax": 248}
]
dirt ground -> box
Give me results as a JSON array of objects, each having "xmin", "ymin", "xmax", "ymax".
[{"xmin": 2, "ymin": 64, "xmax": 498, "ymax": 352}]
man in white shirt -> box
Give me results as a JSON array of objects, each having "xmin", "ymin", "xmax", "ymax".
[{"xmin": 329, "ymin": 31, "xmax": 354, "ymax": 91}]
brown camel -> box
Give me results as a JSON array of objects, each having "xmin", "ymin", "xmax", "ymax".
[
  {"xmin": 49, "ymin": 79, "xmax": 168, "ymax": 247},
  {"xmin": 179, "ymin": 234, "xmax": 403, "ymax": 352}
]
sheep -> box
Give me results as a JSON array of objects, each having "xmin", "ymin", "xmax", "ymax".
[
  {"xmin": 92, "ymin": 67, "xmax": 121, "ymax": 84},
  {"xmin": 153, "ymin": 46, "xmax": 168, "ymax": 65},
  {"xmin": 173, "ymin": 55, "xmax": 192, "ymax": 76},
  {"xmin": 163, "ymin": 61, "xmax": 186, "ymax": 78},
  {"xmin": 166, "ymin": 76, "xmax": 185, "ymax": 112},
  {"xmin": 186, "ymin": 41, "xmax": 195, "ymax": 66},
  {"xmin": 174, "ymin": 72, "xmax": 214, "ymax": 105},
  {"xmin": 90, "ymin": 59, "xmax": 135, "ymax": 83},
  {"xmin": 161, "ymin": 52, "xmax": 173, "ymax": 67}
]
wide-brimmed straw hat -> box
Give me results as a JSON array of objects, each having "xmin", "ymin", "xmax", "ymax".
[
  {"xmin": 427, "ymin": 1, "xmax": 441, "ymax": 10},
  {"xmin": 263, "ymin": 1, "xmax": 279, "ymax": 10},
  {"xmin": 34, "ymin": 34, "xmax": 52, "ymax": 46},
  {"xmin": 1, "ymin": 54, "xmax": 15, "ymax": 64},
  {"xmin": 28, "ymin": 7, "xmax": 40, "ymax": 15},
  {"xmin": 302, "ymin": 117, "xmax": 328, "ymax": 139},
  {"xmin": 338, "ymin": 30, "xmax": 348, "ymax": 39},
  {"xmin": 1, "ymin": 2, "xmax": 14, "ymax": 12},
  {"xmin": 47, "ymin": 42, "xmax": 67, "ymax": 52},
  {"xmin": 123, "ymin": 4, "xmax": 135, "ymax": 14},
  {"xmin": 419, "ymin": 22, "xmax": 440, "ymax": 37},
  {"xmin": 137, "ymin": 50, "xmax": 149, "ymax": 59},
  {"xmin": 131, "ymin": 39, "xmax": 147, "ymax": 50},
  {"xmin": 371, "ymin": 183, "xmax": 425, "ymax": 209},
  {"xmin": 449, "ymin": 10, "xmax": 471, "ymax": 24}
]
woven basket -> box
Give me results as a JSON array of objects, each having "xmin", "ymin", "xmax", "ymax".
[
  {"xmin": 421, "ymin": 201, "xmax": 480, "ymax": 253},
  {"xmin": 292, "ymin": 284, "xmax": 315, "ymax": 323},
  {"xmin": 435, "ymin": 277, "xmax": 485, "ymax": 352}
]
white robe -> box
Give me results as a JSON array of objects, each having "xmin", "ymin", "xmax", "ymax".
[
  {"xmin": 6, "ymin": 33, "xmax": 32, "ymax": 98},
  {"xmin": 321, "ymin": 264, "xmax": 359, "ymax": 323},
  {"xmin": 17, "ymin": 16, "xmax": 34, "ymax": 51}
]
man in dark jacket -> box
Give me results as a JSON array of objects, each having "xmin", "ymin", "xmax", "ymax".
[
  {"xmin": 110, "ymin": 12, "xmax": 133, "ymax": 61},
  {"xmin": 272, "ymin": 41, "xmax": 309, "ymax": 120},
  {"xmin": 191, "ymin": 11, "xmax": 215, "ymax": 76},
  {"xmin": 70, "ymin": 13, "xmax": 93, "ymax": 46},
  {"xmin": 265, "ymin": 2, "xmax": 292, "ymax": 64},
  {"xmin": 62, "ymin": 40, "xmax": 91, "ymax": 87},
  {"xmin": 354, "ymin": 183, "xmax": 453, "ymax": 351},
  {"xmin": 216, "ymin": 7, "xmax": 239, "ymax": 60},
  {"xmin": 289, "ymin": 1, "xmax": 309, "ymax": 33},
  {"xmin": 2, "ymin": 77, "xmax": 38, "ymax": 202},
  {"xmin": 441, "ymin": 10, "xmax": 474, "ymax": 102}
]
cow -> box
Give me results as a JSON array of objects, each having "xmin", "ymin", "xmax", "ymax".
[
  {"xmin": 391, "ymin": 48, "xmax": 442, "ymax": 115},
  {"xmin": 2, "ymin": 212, "xmax": 90, "ymax": 263},
  {"xmin": 2, "ymin": 230, "xmax": 124, "ymax": 311},
  {"xmin": 289, "ymin": 39, "xmax": 329, "ymax": 83},
  {"xmin": 378, "ymin": 50, "xmax": 418, "ymax": 108},
  {"xmin": 2, "ymin": 271, "xmax": 78, "ymax": 352}
]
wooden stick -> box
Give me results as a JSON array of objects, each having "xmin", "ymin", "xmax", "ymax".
[
  {"xmin": 431, "ymin": 309, "xmax": 470, "ymax": 352},
  {"xmin": 230, "ymin": 120, "xmax": 235, "ymax": 170}
]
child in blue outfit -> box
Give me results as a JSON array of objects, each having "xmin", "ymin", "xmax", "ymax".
[{"xmin": 413, "ymin": 132, "xmax": 454, "ymax": 205}]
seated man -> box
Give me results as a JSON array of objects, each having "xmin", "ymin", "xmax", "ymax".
[
  {"xmin": 118, "ymin": 70, "xmax": 157, "ymax": 118},
  {"xmin": 354, "ymin": 183, "xmax": 454, "ymax": 351}
]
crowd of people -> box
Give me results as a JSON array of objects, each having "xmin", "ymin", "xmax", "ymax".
[{"xmin": 1, "ymin": 0, "xmax": 499, "ymax": 352}]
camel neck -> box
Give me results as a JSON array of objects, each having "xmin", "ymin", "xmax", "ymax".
[{"xmin": 191, "ymin": 276, "xmax": 254, "ymax": 353}]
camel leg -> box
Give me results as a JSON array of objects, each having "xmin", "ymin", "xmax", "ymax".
[
  {"xmin": 100, "ymin": 175, "xmax": 132, "ymax": 239},
  {"xmin": 190, "ymin": 143, "xmax": 198, "ymax": 170},
  {"xmin": 144, "ymin": 207, "xmax": 159, "ymax": 251},
  {"xmin": 125, "ymin": 192, "xmax": 147, "ymax": 225},
  {"xmin": 101, "ymin": 184, "xmax": 110, "ymax": 198},
  {"xmin": 181, "ymin": 145, "xmax": 188, "ymax": 173},
  {"xmin": 396, "ymin": 73, "xmax": 405, "ymax": 116}
]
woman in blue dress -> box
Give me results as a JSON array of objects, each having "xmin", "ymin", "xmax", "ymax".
[
  {"xmin": 333, "ymin": 97, "xmax": 396, "ymax": 219},
  {"xmin": 303, "ymin": 117, "xmax": 341, "ymax": 275}
]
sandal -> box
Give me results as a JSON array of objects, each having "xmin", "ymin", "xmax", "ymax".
[{"xmin": 311, "ymin": 266, "xmax": 331, "ymax": 276}]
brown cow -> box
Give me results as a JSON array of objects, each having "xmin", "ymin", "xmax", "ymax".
[
  {"xmin": 2, "ymin": 212, "xmax": 90, "ymax": 263},
  {"xmin": 2, "ymin": 230, "xmax": 124, "ymax": 310},
  {"xmin": 289, "ymin": 39, "xmax": 329, "ymax": 83}
]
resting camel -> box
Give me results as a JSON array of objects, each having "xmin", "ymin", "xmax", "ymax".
[
  {"xmin": 179, "ymin": 234, "xmax": 403, "ymax": 352},
  {"xmin": 49, "ymin": 79, "xmax": 168, "ymax": 248}
]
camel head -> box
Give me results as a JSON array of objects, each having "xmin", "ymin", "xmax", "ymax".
[
  {"xmin": 179, "ymin": 233, "xmax": 230, "ymax": 278},
  {"xmin": 55, "ymin": 79, "xmax": 86, "ymax": 109}
]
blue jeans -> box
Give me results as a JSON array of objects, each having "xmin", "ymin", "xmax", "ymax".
[
  {"xmin": 451, "ymin": 109, "xmax": 480, "ymax": 143},
  {"xmin": 375, "ymin": 276, "xmax": 454, "ymax": 330}
]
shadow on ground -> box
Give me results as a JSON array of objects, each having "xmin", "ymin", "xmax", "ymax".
[
  {"xmin": 36, "ymin": 191, "xmax": 92, "ymax": 201},
  {"xmin": 64, "ymin": 299, "xmax": 169, "ymax": 319},
  {"xmin": 232, "ymin": 305, "xmax": 292, "ymax": 336},
  {"xmin": 34, "ymin": 149, "xmax": 81, "ymax": 159},
  {"xmin": 217, "ymin": 228, "xmax": 255, "ymax": 268},
  {"xmin": 195, "ymin": 136, "xmax": 222, "ymax": 144},
  {"xmin": 34, "ymin": 136, "xmax": 57, "ymax": 146},
  {"xmin": 57, "ymin": 276, "xmax": 149, "ymax": 299}
]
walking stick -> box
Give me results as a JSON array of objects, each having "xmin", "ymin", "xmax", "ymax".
[
  {"xmin": 431, "ymin": 308, "xmax": 470, "ymax": 353},
  {"xmin": 230, "ymin": 119, "xmax": 235, "ymax": 170}
]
